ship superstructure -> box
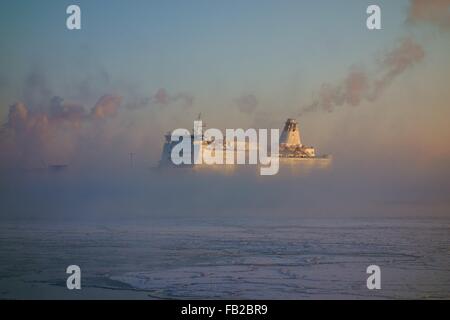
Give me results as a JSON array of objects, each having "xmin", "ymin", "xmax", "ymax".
[
  {"xmin": 279, "ymin": 119, "xmax": 316, "ymax": 158},
  {"xmin": 159, "ymin": 117, "xmax": 329, "ymax": 167}
]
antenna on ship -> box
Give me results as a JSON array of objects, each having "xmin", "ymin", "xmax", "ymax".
[
  {"xmin": 197, "ymin": 112, "xmax": 206, "ymax": 128},
  {"xmin": 194, "ymin": 112, "xmax": 206, "ymax": 136}
]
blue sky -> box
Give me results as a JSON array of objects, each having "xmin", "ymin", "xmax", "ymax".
[
  {"xmin": 0, "ymin": 0, "xmax": 449, "ymax": 162},
  {"xmin": 0, "ymin": 0, "xmax": 411, "ymax": 118},
  {"xmin": 1, "ymin": 1, "xmax": 450, "ymax": 219}
]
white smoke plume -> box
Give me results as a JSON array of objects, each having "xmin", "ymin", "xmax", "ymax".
[
  {"xmin": 302, "ymin": 38, "xmax": 425, "ymax": 114},
  {"xmin": 407, "ymin": 0, "xmax": 450, "ymax": 30},
  {"xmin": 301, "ymin": 0, "xmax": 450, "ymax": 115}
]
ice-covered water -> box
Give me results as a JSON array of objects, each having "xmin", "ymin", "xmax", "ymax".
[{"xmin": 0, "ymin": 218, "xmax": 449, "ymax": 299}]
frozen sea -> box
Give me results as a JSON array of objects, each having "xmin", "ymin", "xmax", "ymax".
[{"xmin": 0, "ymin": 218, "xmax": 449, "ymax": 299}]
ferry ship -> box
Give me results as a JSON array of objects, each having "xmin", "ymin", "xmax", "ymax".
[{"xmin": 159, "ymin": 117, "xmax": 331, "ymax": 167}]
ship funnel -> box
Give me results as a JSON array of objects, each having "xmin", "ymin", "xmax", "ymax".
[{"xmin": 280, "ymin": 118, "xmax": 302, "ymax": 147}]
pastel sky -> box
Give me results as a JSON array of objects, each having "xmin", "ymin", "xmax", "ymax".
[
  {"xmin": 0, "ymin": 0, "xmax": 436, "ymax": 114},
  {"xmin": 1, "ymin": 0, "xmax": 449, "ymax": 159},
  {"xmin": 0, "ymin": 1, "xmax": 450, "ymax": 219}
]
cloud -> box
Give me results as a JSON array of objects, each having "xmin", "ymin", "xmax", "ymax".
[
  {"xmin": 300, "ymin": 1, "xmax": 447, "ymax": 115},
  {"xmin": 90, "ymin": 94, "xmax": 122, "ymax": 119},
  {"xmin": 125, "ymin": 88, "xmax": 194, "ymax": 110},
  {"xmin": 235, "ymin": 94, "xmax": 259, "ymax": 114},
  {"xmin": 50, "ymin": 96, "xmax": 86, "ymax": 125},
  {"xmin": 302, "ymin": 38, "xmax": 425, "ymax": 114},
  {"xmin": 1, "ymin": 93, "xmax": 124, "ymax": 168},
  {"xmin": 6, "ymin": 102, "xmax": 29, "ymax": 132},
  {"xmin": 0, "ymin": 71, "xmax": 194, "ymax": 169},
  {"xmin": 152, "ymin": 88, "xmax": 194, "ymax": 108},
  {"xmin": 153, "ymin": 88, "xmax": 170, "ymax": 105},
  {"xmin": 371, "ymin": 37, "xmax": 425, "ymax": 99},
  {"xmin": 407, "ymin": 0, "xmax": 450, "ymax": 30},
  {"xmin": 2, "ymin": 102, "xmax": 50, "ymax": 167}
]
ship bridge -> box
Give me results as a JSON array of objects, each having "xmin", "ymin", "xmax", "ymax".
[{"xmin": 280, "ymin": 118, "xmax": 302, "ymax": 148}]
